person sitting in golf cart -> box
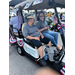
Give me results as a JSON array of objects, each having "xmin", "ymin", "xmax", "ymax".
[
  {"xmin": 23, "ymin": 15, "xmax": 51, "ymax": 66},
  {"xmin": 36, "ymin": 11, "xmax": 62, "ymax": 51}
]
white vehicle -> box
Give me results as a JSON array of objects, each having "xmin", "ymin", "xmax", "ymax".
[{"xmin": 9, "ymin": 0, "xmax": 65, "ymax": 75}]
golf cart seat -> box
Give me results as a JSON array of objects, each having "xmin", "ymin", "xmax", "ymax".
[
  {"xmin": 22, "ymin": 22, "xmax": 27, "ymax": 32},
  {"xmin": 22, "ymin": 22, "xmax": 45, "ymax": 49},
  {"xmin": 9, "ymin": 24, "xmax": 24, "ymax": 39}
]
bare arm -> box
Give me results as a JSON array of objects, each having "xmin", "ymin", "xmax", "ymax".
[
  {"xmin": 38, "ymin": 30, "xmax": 43, "ymax": 36},
  {"xmin": 38, "ymin": 27, "xmax": 49, "ymax": 32},
  {"xmin": 26, "ymin": 36, "xmax": 40, "ymax": 41},
  {"xmin": 38, "ymin": 30, "xmax": 44, "ymax": 39},
  {"xmin": 26, "ymin": 36, "xmax": 35, "ymax": 40},
  {"xmin": 38, "ymin": 28, "xmax": 45, "ymax": 32}
]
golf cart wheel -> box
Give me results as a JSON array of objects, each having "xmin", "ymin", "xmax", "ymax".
[{"xmin": 17, "ymin": 46, "xmax": 24, "ymax": 56}]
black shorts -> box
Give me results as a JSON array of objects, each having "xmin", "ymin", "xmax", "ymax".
[{"xmin": 31, "ymin": 36, "xmax": 50, "ymax": 49}]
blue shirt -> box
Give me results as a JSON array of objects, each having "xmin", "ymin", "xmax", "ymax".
[{"xmin": 9, "ymin": 16, "xmax": 22, "ymax": 33}]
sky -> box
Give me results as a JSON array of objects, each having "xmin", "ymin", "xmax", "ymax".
[
  {"xmin": 47, "ymin": 8, "xmax": 65, "ymax": 12},
  {"xmin": 29, "ymin": 8, "xmax": 65, "ymax": 13}
]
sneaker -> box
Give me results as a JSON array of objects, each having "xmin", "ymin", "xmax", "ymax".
[{"xmin": 39, "ymin": 58, "xmax": 47, "ymax": 66}]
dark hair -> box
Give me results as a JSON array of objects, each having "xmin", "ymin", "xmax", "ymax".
[
  {"xmin": 38, "ymin": 11, "xmax": 45, "ymax": 21},
  {"xmin": 52, "ymin": 13, "xmax": 54, "ymax": 15}
]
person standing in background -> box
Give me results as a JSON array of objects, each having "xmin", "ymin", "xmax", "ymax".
[
  {"xmin": 46, "ymin": 12, "xmax": 51, "ymax": 18},
  {"xmin": 9, "ymin": 10, "xmax": 23, "ymax": 33}
]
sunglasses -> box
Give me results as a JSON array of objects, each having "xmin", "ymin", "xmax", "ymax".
[{"xmin": 40, "ymin": 16, "xmax": 44, "ymax": 17}]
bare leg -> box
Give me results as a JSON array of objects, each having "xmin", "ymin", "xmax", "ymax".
[
  {"xmin": 38, "ymin": 46, "xmax": 43, "ymax": 59},
  {"xmin": 47, "ymin": 41, "xmax": 51, "ymax": 47},
  {"xmin": 47, "ymin": 41, "xmax": 62, "ymax": 50},
  {"xmin": 57, "ymin": 44, "xmax": 62, "ymax": 50}
]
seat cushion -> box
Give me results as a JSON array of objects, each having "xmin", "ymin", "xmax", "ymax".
[
  {"xmin": 22, "ymin": 23, "xmax": 27, "ymax": 32},
  {"xmin": 14, "ymin": 33, "xmax": 18, "ymax": 35}
]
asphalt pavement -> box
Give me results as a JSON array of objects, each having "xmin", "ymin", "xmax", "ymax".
[{"xmin": 9, "ymin": 33, "xmax": 63, "ymax": 75}]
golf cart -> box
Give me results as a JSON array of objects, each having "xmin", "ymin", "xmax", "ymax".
[{"xmin": 9, "ymin": 0, "xmax": 65, "ymax": 75}]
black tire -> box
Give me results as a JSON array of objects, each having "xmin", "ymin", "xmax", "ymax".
[{"xmin": 17, "ymin": 46, "xmax": 24, "ymax": 56}]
